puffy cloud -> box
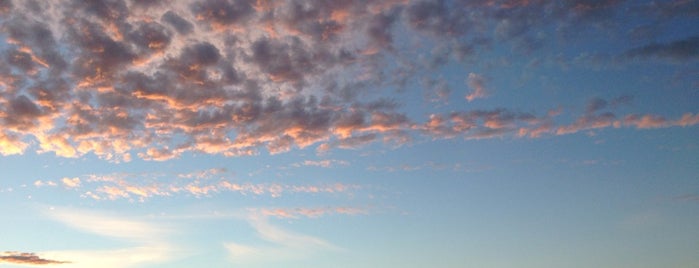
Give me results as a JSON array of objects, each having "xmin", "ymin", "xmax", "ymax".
[
  {"xmin": 61, "ymin": 177, "xmax": 81, "ymax": 189},
  {"xmin": 418, "ymin": 108, "xmax": 544, "ymax": 139},
  {"xmin": 161, "ymin": 11, "xmax": 194, "ymax": 35},
  {"xmin": 191, "ymin": 0, "xmax": 255, "ymax": 29},
  {"xmin": 0, "ymin": 131, "xmax": 28, "ymax": 155},
  {"xmin": 0, "ymin": 0, "xmax": 696, "ymax": 162},
  {"xmin": 0, "ymin": 252, "xmax": 69, "ymax": 265}
]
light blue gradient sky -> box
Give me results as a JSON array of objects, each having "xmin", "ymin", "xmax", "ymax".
[{"xmin": 1, "ymin": 0, "xmax": 698, "ymax": 267}]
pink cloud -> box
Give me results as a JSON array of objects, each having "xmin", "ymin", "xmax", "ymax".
[
  {"xmin": 0, "ymin": 1, "xmax": 696, "ymax": 163},
  {"xmin": 466, "ymin": 73, "xmax": 488, "ymax": 102}
]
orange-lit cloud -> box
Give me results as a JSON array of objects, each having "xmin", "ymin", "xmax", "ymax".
[
  {"xmin": 0, "ymin": 1, "xmax": 696, "ymax": 162},
  {"xmin": 34, "ymin": 169, "xmax": 360, "ymax": 202},
  {"xmin": 0, "ymin": 252, "xmax": 69, "ymax": 265}
]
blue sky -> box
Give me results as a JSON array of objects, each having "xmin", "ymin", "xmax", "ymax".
[{"xmin": 1, "ymin": 0, "xmax": 698, "ymax": 267}]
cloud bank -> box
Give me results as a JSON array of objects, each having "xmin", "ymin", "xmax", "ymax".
[{"xmin": 0, "ymin": 0, "xmax": 697, "ymax": 160}]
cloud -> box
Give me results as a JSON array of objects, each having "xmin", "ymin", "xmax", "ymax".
[
  {"xmin": 61, "ymin": 177, "xmax": 81, "ymax": 189},
  {"xmin": 161, "ymin": 11, "xmax": 194, "ymax": 35},
  {"xmin": 465, "ymin": 73, "xmax": 488, "ymax": 102},
  {"xmin": 0, "ymin": 0, "xmax": 696, "ymax": 162},
  {"xmin": 260, "ymin": 206, "xmax": 368, "ymax": 219},
  {"xmin": 416, "ymin": 96, "xmax": 699, "ymax": 139},
  {"xmin": 634, "ymin": 0, "xmax": 699, "ymax": 18},
  {"xmin": 624, "ymin": 35, "xmax": 699, "ymax": 61},
  {"xmin": 0, "ymin": 252, "xmax": 69, "ymax": 265},
  {"xmin": 37, "ymin": 207, "xmax": 176, "ymax": 268},
  {"xmin": 37, "ymin": 247, "xmax": 174, "ymax": 268},
  {"xmin": 294, "ymin": 159, "xmax": 350, "ymax": 168},
  {"xmin": 34, "ymin": 180, "xmax": 58, "ymax": 187},
  {"xmin": 45, "ymin": 207, "xmax": 168, "ymax": 242},
  {"xmin": 34, "ymin": 169, "xmax": 360, "ymax": 202},
  {"xmin": 224, "ymin": 211, "xmax": 341, "ymax": 265}
]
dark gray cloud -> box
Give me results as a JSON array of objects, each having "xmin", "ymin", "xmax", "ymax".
[
  {"xmin": 0, "ymin": 0, "xmax": 12, "ymax": 14},
  {"xmin": 0, "ymin": 252, "xmax": 69, "ymax": 265},
  {"xmin": 586, "ymin": 97, "xmax": 608, "ymax": 114},
  {"xmin": 191, "ymin": 0, "xmax": 255, "ymax": 27},
  {"xmin": 405, "ymin": 0, "xmax": 471, "ymax": 36},
  {"xmin": 69, "ymin": 0, "xmax": 128, "ymax": 21},
  {"xmin": 367, "ymin": 9, "xmax": 400, "ymax": 50},
  {"xmin": 126, "ymin": 21, "xmax": 173, "ymax": 54},
  {"xmin": 634, "ymin": 0, "xmax": 699, "ymax": 18},
  {"xmin": 249, "ymin": 37, "xmax": 312, "ymax": 85},
  {"xmin": 130, "ymin": 0, "xmax": 165, "ymax": 9},
  {"xmin": 66, "ymin": 18, "xmax": 136, "ymax": 82},
  {"xmin": 162, "ymin": 11, "xmax": 194, "ymax": 35},
  {"xmin": 625, "ymin": 35, "xmax": 699, "ymax": 61}
]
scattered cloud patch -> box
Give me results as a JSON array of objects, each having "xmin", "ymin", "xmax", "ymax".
[{"xmin": 33, "ymin": 169, "xmax": 360, "ymax": 202}]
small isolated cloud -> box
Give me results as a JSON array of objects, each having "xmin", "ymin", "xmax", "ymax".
[
  {"xmin": 34, "ymin": 180, "xmax": 58, "ymax": 187},
  {"xmin": 0, "ymin": 252, "xmax": 69, "ymax": 265},
  {"xmin": 466, "ymin": 73, "xmax": 488, "ymax": 102},
  {"xmin": 260, "ymin": 206, "xmax": 368, "ymax": 219},
  {"xmin": 294, "ymin": 159, "xmax": 350, "ymax": 168},
  {"xmin": 61, "ymin": 177, "xmax": 81, "ymax": 189}
]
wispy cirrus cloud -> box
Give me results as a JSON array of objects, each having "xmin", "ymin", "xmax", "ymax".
[
  {"xmin": 259, "ymin": 206, "xmax": 368, "ymax": 219},
  {"xmin": 32, "ymin": 168, "xmax": 360, "ymax": 202},
  {"xmin": 224, "ymin": 211, "xmax": 341, "ymax": 265},
  {"xmin": 35, "ymin": 207, "xmax": 176, "ymax": 268}
]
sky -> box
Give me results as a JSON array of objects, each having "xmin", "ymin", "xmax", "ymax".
[{"xmin": 0, "ymin": 0, "xmax": 698, "ymax": 267}]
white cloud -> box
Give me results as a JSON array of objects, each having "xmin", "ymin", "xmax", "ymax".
[
  {"xmin": 38, "ymin": 207, "xmax": 177, "ymax": 268},
  {"xmin": 224, "ymin": 212, "xmax": 341, "ymax": 265}
]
